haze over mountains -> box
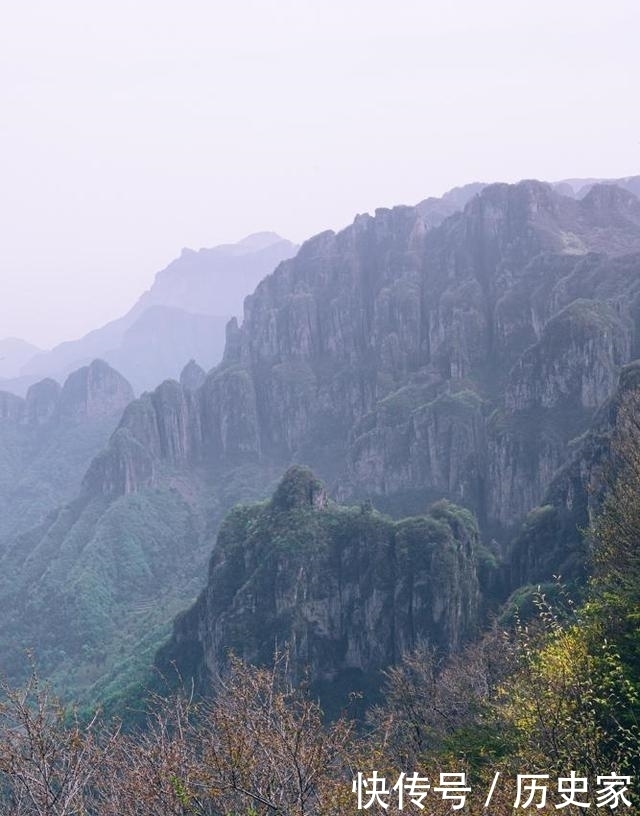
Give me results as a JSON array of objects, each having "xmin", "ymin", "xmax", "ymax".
[
  {"xmin": 1, "ymin": 2, "xmax": 637, "ymax": 801},
  {"xmin": 0, "ymin": 360, "xmax": 133, "ymax": 543},
  {"xmin": 0, "ymin": 338, "xmax": 42, "ymax": 379},
  {"xmin": 1, "ymin": 175, "xmax": 639, "ymax": 709},
  {"xmin": 0, "ymin": 232, "xmax": 297, "ymax": 396},
  {"xmin": 4, "ymin": 175, "xmax": 637, "ymax": 398}
]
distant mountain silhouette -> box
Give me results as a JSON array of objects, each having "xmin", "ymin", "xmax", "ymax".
[
  {"xmin": 555, "ymin": 174, "xmax": 640, "ymax": 199},
  {"xmin": 0, "ymin": 338, "xmax": 41, "ymax": 379},
  {"xmin": 1, "ymin": 233, "xmax": 298, "ymax": 396}
]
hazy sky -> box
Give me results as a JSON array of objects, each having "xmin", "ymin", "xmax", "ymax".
[{"xmin": 1, "ymin": 0, "xmax": 638, "ymax": 348}]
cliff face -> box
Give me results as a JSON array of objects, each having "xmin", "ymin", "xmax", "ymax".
[
  {"xmin": 180, "ymin": 359, "xmax": 206, "ymax": 392},
  {"xmin": 4, "ymin": 179, "xmax": 640, "ymax": 704},
  {"xmin": 0, "ymin": 359, "xmax": 133, "ymax": 428},
  {"xmin": 58, "ymin": 359, "xmax": 135, "ymax": 420},
  {"xmin": 90, "ymin": 182, "xmax": 640, "ymax": 528},
  {"xmin": 0, "ymin": 360, "xmax": 133, "ymax": 541},
  {"xmin": 157, "ymin": 466, "xmax": 481, "ymax": 705}
]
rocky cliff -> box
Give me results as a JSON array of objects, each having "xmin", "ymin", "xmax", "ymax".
[
  {"xmin": 0, "ymin": 360, "xmax": 133, "ymax": 542},
  {"xmin": 90, "ymin": 181, "xmax": 640, "ymax": 531},
  {"xmin": 156, "ymin": 466, "xmax": 481, "ymax": 707},
  {"xmin": 509, "ymin": 360, "xmax": 640, "ymax": 590},
  {"xmin": 4, "ymin": 179, "xmax": 640, "ymax": 704}
]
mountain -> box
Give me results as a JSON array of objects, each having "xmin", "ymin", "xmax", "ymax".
[
  {"xmin": 157, "ymin": 366, "xmax": 640, "ymax": 710},
  {"xmin": 416, "ymin": 181, "xmax": 487, "ymax": 224},
  {"xmin": 2, "ymin": 179, "xmax": 640, "ymax": 706},
  {"xmin": 96, "ymin": 306, "xmax": 231, "ymax": 395},
  {"xmin": 0, "ymin": 338, "xmax": 41, "ymax": 379},
  {"xmin": 2, "ymin": 233, "xmax": 298, "ymax": 396},
  {"xmin": 132, "ymin": 232, "xmax": 297, "ymax": 317},
  {"xmin": 156, "ymin": 465, "xmax": 481, "ymax": 709},
  {"xmin": 152, "ymin": 180, "xmax": 640, "ymax": 703},
  {"xmin": 0, "ymin": 360, "xmax": 133, "ymax": 543},
  {"xmin": 557, "ymin": 174, "xmax": 640, "ymax": 199}
]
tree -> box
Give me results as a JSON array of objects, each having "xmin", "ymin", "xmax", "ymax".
[
  {"xmin": 0, "ymin": 670, "xmax": 118, "ymax": 816},
  {"xmin": 191, "ymin": 652, "xmax": 353, "ymax": 816}
]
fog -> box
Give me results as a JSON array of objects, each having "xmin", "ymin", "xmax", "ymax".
[{"xmin": 1, "ymin": 0, "xmax": 638, "ymax": 348}]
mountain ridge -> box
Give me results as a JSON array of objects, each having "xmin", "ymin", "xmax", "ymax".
[
  {"xmin": 1, "ymin": 234, "xmax": 298, "ymax": 397},
  {"xmin": 2, "ymin": 177, "xmax": 640, "ymax": 706},
  {"xmin": 0, "ymin": 359, "xmax": 133, "ymax": 543}
]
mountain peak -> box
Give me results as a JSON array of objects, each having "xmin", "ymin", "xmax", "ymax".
[
  {"xmin": 180, "ymin": 359, "xmax": 207, "ymax": 391},
  {"xmin": 0, "ymin": 337, "xmax": 41, "ymax": 380},
  {"xmin": 235, "ymin": 231, "xmax": 289, "ymax": 251},
  {"xmin": 9, "ymin": 234, "xmax": 298, "ymax": 397},
  {"xmin": 271, "ymin": 465, "xmax": 329, "ymax": 512},
  {"xmin": 581, "ymin": 182, "xmax": 640, "ymax": 213},
  {"xmin": 59, "ymin": 359, "xmax": 134, "ymax": 420},
  {"xmin": 417, "ymin": 181, "xmax": 487, "ymax": 226},
  {"xmin": 24, "ymin": 378, "xmax": 61, "ymax": 425},
  {"xmin": 471, "ymin": 178, "xmax": 557, "ymax": 209}
]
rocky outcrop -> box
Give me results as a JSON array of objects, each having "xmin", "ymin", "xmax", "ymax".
[
  {"xmin": 24, "ymin": 378, "xmax": 61, "ymax": 425},
  {"xmin": 180, "ymin": 360, "xmax": 207, "ymax": 392},
  {"xmin": 347, "ymin": 387, "xmax": 487, "ymax": 516},
  {"xmin": 156, "ymin": 467, "xmax": 482, "ymax": 704},
  {"xmin": 200, "ymin": 365, "xmax": 261, "ymax": 461},
  {"xmin": 1, "ymin": 360, "xmax": 133, "ymax": 428},
  {"xmin": 59, "ymin": 359, "xmax": 134, "ymax": 420},
  {"xmin": 82, "ymin": 428, "xmax": 155, "ymax": 496}
]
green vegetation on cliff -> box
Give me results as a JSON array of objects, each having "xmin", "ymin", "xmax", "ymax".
[{"xmin": 155, "ymin": 466, "xmax": 483, "ymax": 712}]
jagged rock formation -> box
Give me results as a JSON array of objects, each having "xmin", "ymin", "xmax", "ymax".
[
  {"xmin": 91, "ymin": 181, "xmax": 640, "ymax": 526},
  {"xmin": 180, "ymin": 359, "xmax": 207, "ymax": 392},
  {"xmin": 59, "ymin": 359, "xmax": 136, "ymax": 420},
  {"xmin": 0, "ymin": 360, "xmax": 133, "ymax": 541},
  {"xmin": 156, "ymin": 466, "xmax": 481, "ymax": 706},
  {"xmin": 3, "ymin": 179, "xmax": 640, "ymax": 704}
]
